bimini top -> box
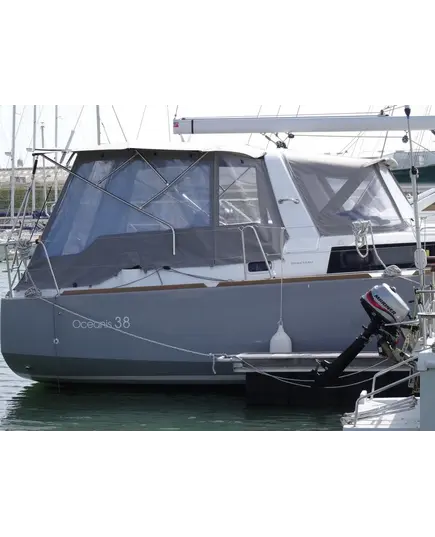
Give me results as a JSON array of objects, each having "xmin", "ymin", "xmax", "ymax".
[{"xmin": 33, "ymin": 141, "xmax": 267, "ymax": 160}]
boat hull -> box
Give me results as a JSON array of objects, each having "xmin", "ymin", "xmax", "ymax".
[{"xmin": 1, "ymin": 276, "xmax": 418, "ymax": 385}]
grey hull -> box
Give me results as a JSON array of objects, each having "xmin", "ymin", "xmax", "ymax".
[{"xmin": 1, "ymin": 276, "xmax": 418, "ymax": 385}]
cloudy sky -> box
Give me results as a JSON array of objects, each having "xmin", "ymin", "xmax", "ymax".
[{"xmin": 1, "ymin": 104, "xmax": 434, "ymax": 168}]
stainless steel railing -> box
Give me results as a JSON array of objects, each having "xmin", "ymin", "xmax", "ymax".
[
  {"xmin": 352, "ymin": 372, "xmax": 421, "ymax": 426},
  {"xmin": 240, "ymin": 225, "xmax": 275, "ymax": 280}
]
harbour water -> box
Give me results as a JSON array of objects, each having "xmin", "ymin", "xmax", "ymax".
[{"xmin": 0, "ymin": 272, "xmax": 342, "ymax": 431}]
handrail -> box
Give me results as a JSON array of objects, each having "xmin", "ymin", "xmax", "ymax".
[
  {"xmin": 240, "ymin": 225, "xmax": 274, "ymax": 280},
  {"xmin": 4, "ymin": 240, "xmax": 31, "ymax": 297},
  {"xmin": 370, "ymin": 355, "xmax": 415, "ymax": 398},
  {"xmin": 5, "ymin": 239, "xmax": 60, "ymax": 298},
  {"xmin": 35, "ymin": 240, "xmax": 60, "ymax": 297},
  {"xmin": 353, "ymin": 372, "xmax": 421, "ymax": 426},
  {"xmin": 4, "ymin": 243, "xmax": 14, "ymax": 298},
  {"xmin": 418, "ymin": 313, "xmax": 435, "ymax": 345}
]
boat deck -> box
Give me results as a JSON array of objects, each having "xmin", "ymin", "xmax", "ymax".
[{"xmin": 342, "ymin": 397, "xmax": 420, "ymax": 431}]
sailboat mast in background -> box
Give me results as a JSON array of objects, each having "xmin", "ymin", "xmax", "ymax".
[
  {"xmin": 54, "ymin": 105, "xmax": 59, "ymax": 202},
  {"xmin": 10, "ymin": 105, "xmax": 16, "ymax": 220},
  {"xmin": 32, "ymin": 105, "xmax": 37, "ymax": 213},
  {"xmin": 96, "ymin": 105, "xmax": 101, "ymax": 145},
  {"xmin": 41, "ymin": 123, "xmax": 47, "ymax": 204}
]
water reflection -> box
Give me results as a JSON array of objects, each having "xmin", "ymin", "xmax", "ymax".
[{"xmin": 1, "ymin": 382, "xmax": 343, "ymax": 431}]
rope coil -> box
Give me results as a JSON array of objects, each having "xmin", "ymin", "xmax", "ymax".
[{"xmin": 353, "ymin": 220, "xmax": 404, "ymax": 279}]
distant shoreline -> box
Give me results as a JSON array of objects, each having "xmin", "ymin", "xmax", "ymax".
[{"xmin": 0, "ymin": 184, "xmax": 64, "ymax": 212}]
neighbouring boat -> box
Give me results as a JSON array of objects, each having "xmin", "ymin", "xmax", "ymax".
[
  {"xmin": 390, "ymin": 150, "xmax": 435, "ymax": 194},
  {"xmin": 3, "ymin": 111, "xmax": 435, "ymax": 386},
  {"xmin": 340, "ymin": 255, "xmax": 435, "ymax": 431}
]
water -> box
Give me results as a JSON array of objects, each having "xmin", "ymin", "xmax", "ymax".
[{"xmin": 0, "ymin": 272, "xmax": 342, "ymax": 431}]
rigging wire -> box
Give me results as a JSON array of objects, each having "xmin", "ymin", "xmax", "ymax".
[
  {"xmin": 351, "ymin": 105, "xmax": 374, "ymax": 157},
  {"xmin": 73, "ymin": 106, "xmax": 85, "ymax": 132},
  {"xmin": 266, "ymin": 105, "xmax": 283, "ymax": 150},
  {"xmin": 167, "ymin": 105, "xmax": 172, "ymax": 143},
  {"xmin": 337, "ymin": 121, "xmax": 369, "ymax": 156},
  {"xmin": 15, "ymin": 105, "xmax": 27, "ymax": 139},
  {"xmin": 136, "ymin": 106, "xmax": 147, "ymax": 140},
  {"xmin": 380, "ymin": 104, "xmax": 397, "ymax": 157},
  {"xmin": 101, "ymin": 121, "xmax": 111, "ymax": 144},
  {"xmin": 112, "ymin": 106, "xmax": 128, "ymax": 143},
  {"xmin": 248, "ymin": 105, "xmax": 263, "ymax": 145},
  {"xmin": 410, "ymin": 138, "xmax": 435, "ymax": 155},
  {"xmin": 416, "ymin": 105, "xmax": 431, "ymax": 149}
]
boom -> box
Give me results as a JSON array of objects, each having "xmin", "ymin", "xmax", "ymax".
[{"xmin": 173, "ymin": 114, "xmax": 435, "ymax": 136}]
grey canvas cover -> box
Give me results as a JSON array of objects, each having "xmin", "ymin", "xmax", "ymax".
[
  {"xmin": 285, "ymin": 156, "xmax": 409, "ymax": 237},
  {"xmin": 17, "ymin": 149, "xmax": 284, "ymax": 291}
]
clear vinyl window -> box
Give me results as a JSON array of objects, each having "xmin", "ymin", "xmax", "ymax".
[
  {"xmin": 286, "ymin": 158, "xmax": 408, "ymax": 236},
  {"xmin": 45, "ymin": 151, "xmax": 213, "ymax": 256},
  {"xmin": 218, "ymin": 154, "xmax": 278, "ymax": 227}
]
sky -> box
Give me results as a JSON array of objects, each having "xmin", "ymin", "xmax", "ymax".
[{"xmin": 1, "ymin": 104, "xmax": 435, "ymax": 169}]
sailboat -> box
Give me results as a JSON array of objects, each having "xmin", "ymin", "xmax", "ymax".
[{"xmin": 2, "ymin": 105, "xmax": 435, "ymax": 391}]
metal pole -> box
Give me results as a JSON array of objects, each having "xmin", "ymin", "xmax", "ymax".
[
  {"xmin": 406, "ymin": 106, "xmax": 425, "ymax": 290},
  {"xmin": 32, "ymin": 105, "xmax": 37, "ymax": 213},
  {"xmin": 96, "ymin": 105, "xmax": 101, "ymax": 145},
  {"xmin": 54, "ymin": 105, "xmax": 59, "ymax": 202},
  {"xmin": 41, "ymin": 123, "xmax": 47, "ymax": 208},
  {"xmin": 10, "ymin": 105, "xmax": 16, "ymax": 220}
]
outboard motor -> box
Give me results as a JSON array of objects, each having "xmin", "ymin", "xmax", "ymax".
[{"xmin": 313, "ymin": 284, "xmax": 414, "ymax": 387}]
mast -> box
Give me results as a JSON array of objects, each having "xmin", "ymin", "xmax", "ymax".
[
  {"xmin": 54, "ymin": 105, "xmax": 59, "ymax": 201},
  {"xmin": 96, "ymin": 105, "xmax": 102, "ymax": 145},
  {"xmin": 173, "ymin": 114, "xmax": 435, "ymax": 135},
  {"xmin": 58, "ymin": 105, "xmax": 85, "ymax": 166},
  {"xmin": 41, "ymin": 123, "xmax": 47, "ymax": 206},
  {"xmin": 10, "ymin": 105, "xmax": 16, "ymax": 220},
  {"xmin": 32, "ymin": 105, "xmax": 37, "ymax": 213}
]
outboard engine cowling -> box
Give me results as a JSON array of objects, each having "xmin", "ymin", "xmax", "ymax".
[{"xmin": 361, "ymin": 284, "xmax": 411, "ymax": 325}]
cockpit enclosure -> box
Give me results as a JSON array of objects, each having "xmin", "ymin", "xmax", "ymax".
[
  {"xmin": 18, "ymin": 148, "xmax": 284, "ymax": 291},
  {"xmin": 285, "ymin": 154, "xmax": 413, "ymax": 237}
]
